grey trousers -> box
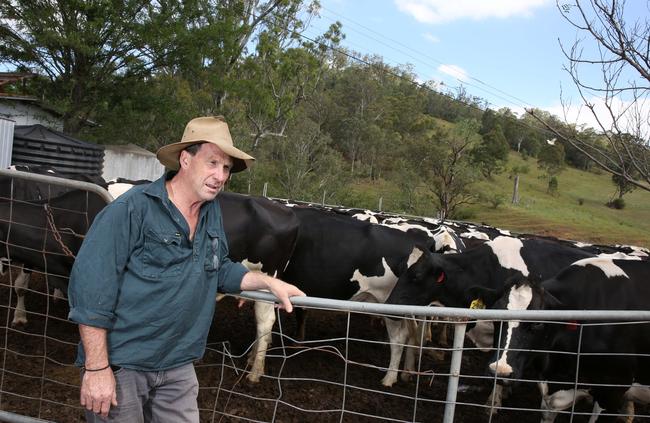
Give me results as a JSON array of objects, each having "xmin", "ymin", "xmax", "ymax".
[{"xmin": 84, "ymin": 363, "xmax": 199, "ymax": 423}]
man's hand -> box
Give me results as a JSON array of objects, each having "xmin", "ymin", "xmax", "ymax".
[
  {"xmin": 80, "ymin": 368, "xmax": 117, "ymax": 417},
  {"xmin": 240, "ymin": 272, "xmax": 305, "ymax": 313},
  {"xmin": 265, "ymin": 277, "xmax": 305, "ymax": 313}
]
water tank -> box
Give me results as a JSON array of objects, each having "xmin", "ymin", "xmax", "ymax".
[{"xmin": 12, "ymin": 124, "xmax": 104, "ymax": 179}]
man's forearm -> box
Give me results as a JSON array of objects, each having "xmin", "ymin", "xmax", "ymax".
[
  {"xmin": 240, "ymin": 271, "xmax": 272, "ymax": 291},
  {"xmin": 79, "ymin": 324, "xmax": 109, "ymax": 368}
]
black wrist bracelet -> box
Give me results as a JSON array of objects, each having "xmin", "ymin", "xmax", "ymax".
[{"xmin": 83, "ymin": 364, "xmax": 110, "ymax": 372}]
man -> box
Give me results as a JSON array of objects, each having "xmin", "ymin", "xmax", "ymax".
[{"xmin": 68, "ymin": 116, "xmax": 305, "ymax": 422}]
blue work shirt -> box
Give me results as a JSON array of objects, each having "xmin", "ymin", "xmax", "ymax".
[{"xmin": 68, "ymin": 172, "xmax": 248, "ymax": 371}]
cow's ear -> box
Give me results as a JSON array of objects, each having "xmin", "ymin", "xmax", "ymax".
[
  {"xmin": 405, "ymin": 250, "xmax": 431, "ymax": 278},
  {"xmin": 465, "ymin": 285, "xmax": 499, "ymax": 307}
]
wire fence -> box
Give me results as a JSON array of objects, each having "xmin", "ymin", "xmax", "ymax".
[{"xmin": 0, "ymin": 170, "xmax": 649, "ymax": 422}]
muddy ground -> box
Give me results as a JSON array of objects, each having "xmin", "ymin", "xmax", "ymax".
[{"xmin": 0, "ymin": 272, "xmax": 646, "ymax": 423}]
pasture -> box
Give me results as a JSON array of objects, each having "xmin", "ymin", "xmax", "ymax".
[{"xmin": 343, "ymin": 152, "xmax": 650, "ymax": 248}]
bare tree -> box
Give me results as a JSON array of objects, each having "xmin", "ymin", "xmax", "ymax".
[{"xmin": 529, "ymin": 0, "xmax": 649, "ymax": 191}]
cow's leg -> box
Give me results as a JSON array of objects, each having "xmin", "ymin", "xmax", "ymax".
[
  {"xmin": 382, "ymin": 317, "xmax": 411, "ymax": 387},
  {"xmin": 52, "ymin": 288, "xmax": 66, "ymax": 301},
  {"xmin": 401, "ymin": 319, "xmax": 422, "ymax": 383},
  {"xmin": 422, "ymin": 318, "xmax": 445, "ymax": 361},
  {"xmin": 12, "ymin": 269, "xmax": 32, "ymax": 327},
  {"xmin": 247, "ymin": 301, "xmax": 276, "ymax": 383},
  {"xmin": 539, "ymin": 384, "xmax": 593, "ymax": 423},
  {"xmin": 485, "ymin": 383, "xmax": 504, "ymax": 416},
  {"xmin": 586, "ymin": 401, "xmax": 603, "ymax": 423},
  {"xmin": 619, "ymin": 383, "xmax": 650, "ymax": 423},
  {"xmin": 0, "ymin": 257, "xmax": 9, "ymax": 276}
]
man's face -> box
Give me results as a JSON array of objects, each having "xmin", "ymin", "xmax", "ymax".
[{"xmin": 181, "ymin": 143, "xmax": 233, "ymax": 202}]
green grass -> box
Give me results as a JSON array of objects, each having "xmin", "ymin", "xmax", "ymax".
[
  {"xmin": 470, "ymin": 153, "xmax": 650, "ymax": 248},
  {"xmin": 345, "ymin": 152, "xmax": 650, "ymax": 248}
]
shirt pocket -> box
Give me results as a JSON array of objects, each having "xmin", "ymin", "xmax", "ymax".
[
  {"xmin": 143, "ymin": 229, "xmax": 184, "ymax": 279},
  {"xmin": 204, "ymin": 228, "xmax": 221, "ymax": 273}
]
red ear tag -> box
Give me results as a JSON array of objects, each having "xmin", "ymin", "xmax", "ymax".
[{"xmin": 436, "ymin": 272, "xmax": 445, "ymax": 284}]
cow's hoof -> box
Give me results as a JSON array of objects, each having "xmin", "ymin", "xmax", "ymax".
[
  {"xmin": 246, "ymin": 373, "xmax": 261, "ymax": 383},
  {"xmin": 11, "ymin": 317, "xmax": 27, "ymax": 328},
  {"xmin": 381, "ymin": 376, "xmax": 396, "ymax": 387}
]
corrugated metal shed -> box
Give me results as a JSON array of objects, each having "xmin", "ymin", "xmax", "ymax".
[
  {"xmin": 0, "ymin": 117, "xmax": 14, "ymax": 169},
  {"xmin": 102, "ymin": 143, "xmax": 164, "ymax": 182},
  {"xmin": 12, "ymin": 124, "xmax": 104, "ymax": 178}
]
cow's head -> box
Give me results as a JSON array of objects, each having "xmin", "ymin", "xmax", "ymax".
[
  {"xmin": 386, "ymin": 250, "xmax": 451, "ymax": 307},
  {"xmin": 480, "ymin": 275, "xmax": 564, "ymax": 383}
]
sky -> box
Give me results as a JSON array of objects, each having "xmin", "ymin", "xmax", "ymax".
[{"xmin": 302, "ymin": 0, "xmax": 648, "ymax": 131}]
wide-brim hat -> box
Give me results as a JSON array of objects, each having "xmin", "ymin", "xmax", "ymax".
[{"xmin": 156, "ymin": 116, "xmax": 255, "ymax": 173}]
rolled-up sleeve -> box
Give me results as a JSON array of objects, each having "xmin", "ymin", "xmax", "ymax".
[{"xmin": 68, "ymin": 201, "xmax": 135, "ymax": 329}]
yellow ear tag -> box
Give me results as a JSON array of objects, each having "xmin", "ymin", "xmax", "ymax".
[{"xmin": 470, "ymin": 298, "xmax": 485, "ymax": 309}]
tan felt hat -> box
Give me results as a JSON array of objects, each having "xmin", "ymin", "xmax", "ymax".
[{"xmin": 156, "ymin": 116, "xmax": 255, "ymax": 173}]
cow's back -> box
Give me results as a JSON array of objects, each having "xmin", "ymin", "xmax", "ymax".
[{"xmin": 283, "ymin": 207, "xmax": 421, "ymax": 300}]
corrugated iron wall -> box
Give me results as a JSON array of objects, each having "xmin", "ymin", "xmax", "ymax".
[{"xmin": 0, "ymin": 118, "xmax": 15, "ymax": 169}]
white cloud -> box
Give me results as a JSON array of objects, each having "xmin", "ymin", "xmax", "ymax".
[
  {"xmin": 394, "ymin": 0, "xmax": 552, "ymax": 24},
  {"xmin": 535, "ymin": 96, "xmax": 650, "ymax": 138},
  {"xmin": 438, "ymin": 64, "xmax": 469, "ymax": 82},
  {"xmin": 423, "ymin": 32, "xmax": 440, "ymax": 43}
]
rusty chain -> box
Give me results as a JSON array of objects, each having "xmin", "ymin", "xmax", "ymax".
[{"xmin": 43, "ymin": 204, "xmax": 81, "ymax": 259}]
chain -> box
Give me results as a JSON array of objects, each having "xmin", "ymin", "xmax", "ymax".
[{"xmin": 43, "ymin": 204, "xmax": 78, "ymax": 259}]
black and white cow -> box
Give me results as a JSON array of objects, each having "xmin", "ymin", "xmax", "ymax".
[
  {"xmin": 0, "ymin": 188, "xmax": 109, "ymax": 325},
  {"xmin": 384, "ymin": 235, "xmax": 598, "ymax": 408},
  {"xmin": 218, "ymin": 192, "xmax": 301, "ymax": 382},
  {"xmin": 386, "ymin": 236, "xmax": 596, "ymax": 310},
  {"xmin": 475, "ymin": 256, "xmax": 650, "ymax": 422},
  {"xmin": 1, "ymin": 166, "xmax": 109, "ymax": 325},
  {"xmin": 257, "ymin": 205, "xmax": 436, "ymax": 387}
]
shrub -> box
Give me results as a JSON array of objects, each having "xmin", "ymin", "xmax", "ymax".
[
  {"xmin": 607, "ymin": 198, "xmax": 626, "ymax": 209},
  {"xmin": 578, "ymin": 198, "xmax": 584, "ymax": 205},
  {"xmin": 487, "ymin": 194, "xmax": 505, "ymax": 209}
]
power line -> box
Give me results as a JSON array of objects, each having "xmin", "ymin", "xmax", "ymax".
[
  {"xmin": 287, "ymin": 21, "xmax": 556, "ymax": 138},
  {"xmin": 316, "ymin": 5, "xmax": 538, "ymax": 110}
]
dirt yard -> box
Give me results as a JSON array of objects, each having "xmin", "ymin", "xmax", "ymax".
[{"xmin": 0, "ymin": 272, "xmax": 646, "ymax": 422}]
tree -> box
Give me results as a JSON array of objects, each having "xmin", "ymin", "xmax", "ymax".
[
  {"xmin": 0, "ymin": 0, "xmax": 314, "ymax": 134},
  {"xmin": 267, "ymin": 114, "xmax": 347, "ymax": 201},
  {"xmin": 0, "ymin": 0, "xmax": 155, "ymax": 133},
  {"xmin": 529, "ymin": 0, "xmax": 650, "ymax": 191},
  {"xmin": 509, "ymin": 164, "xmax": 529, "ymax": 204},
  {"xmin": 406, "ymin": 119, "xmax": 481, "ymax": 219},
  {"xmin": 538, "ymin": 142, "xmax": 566, "ymax": 193},
  {"xmin": 235, "ymin": 21, "xmax": 341, "ymax": 152},
  {"xmin": 472, "ymin": 123, "xmax": 510, "ymax": 178}
]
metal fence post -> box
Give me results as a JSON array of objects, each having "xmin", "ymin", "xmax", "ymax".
[{"xmin": 442, "ymin": 321, "xmax": 467, "ymax": 423}]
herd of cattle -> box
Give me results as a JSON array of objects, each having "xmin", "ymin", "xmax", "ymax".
[{"xmin": 1, "ymin": 165, "xmax": 649, "ymax": 422}]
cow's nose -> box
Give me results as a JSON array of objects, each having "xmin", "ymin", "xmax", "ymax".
[{"xmin": 488, "ymin": 359, "xmax": 513, "ymax": 377}]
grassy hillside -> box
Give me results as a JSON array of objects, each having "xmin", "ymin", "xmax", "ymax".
[
  {"xmin": 469, "ymin": 153, "xmax": 650, "ymax": 248},
  {"xmin": 343, "ymin": 152, "xmax": 650, "ymax": 248}
]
